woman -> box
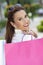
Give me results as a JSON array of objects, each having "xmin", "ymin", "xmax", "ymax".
[
  {"xmin": 0, "ymin": 4, "xmax": 38, "ymax": 65},
  {"xmin": 5, "ymin": 4, "xmax": 37, "ymax": 43}
]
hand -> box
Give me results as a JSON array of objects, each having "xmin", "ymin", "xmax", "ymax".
[
  {"xmin": 23, "ymin": 30, "xmax": 38, "ymax": 38},
  {"xmin": 30, "ymin": 30, "xmax": 38, "ymax": 38}
]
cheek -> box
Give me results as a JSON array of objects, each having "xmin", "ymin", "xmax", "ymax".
[{"xmin": 15, "ymin": 21, "xmax": 23, "ymax": 28}]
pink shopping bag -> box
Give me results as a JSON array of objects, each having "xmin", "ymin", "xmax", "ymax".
[{"xmin": 4, "ymin": 38, "xmax": 43, "ymax": 65}]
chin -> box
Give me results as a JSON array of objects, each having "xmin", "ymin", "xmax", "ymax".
[
  {"xmin": 23, "ymin": 29, "xmax": 28, "ymax": 31},
  {"xmin": 22, "ymin": 27, "xmax": 29, "ymax": 31},
  {"xmin": 25, "ymin": 28, "xmax": 29, "ymax": 31}
]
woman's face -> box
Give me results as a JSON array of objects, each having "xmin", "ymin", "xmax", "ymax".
[{"xmin": 13, "ymin": 10, "xmax": 30, "ymax": 31}]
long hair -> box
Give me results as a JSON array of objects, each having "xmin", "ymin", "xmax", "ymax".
[{"xmin": 5, "ymin": 4, "xmax": 25, "ymax": 43}]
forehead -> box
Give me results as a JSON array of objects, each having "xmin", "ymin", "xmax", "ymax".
[{"xmin": 14, "ymin": 10, "xmax": 26, "ymax": 18}]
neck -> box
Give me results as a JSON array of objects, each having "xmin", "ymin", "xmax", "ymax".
[{"xmin": 15, "ymin": 27, "xmax": 30, "ymax": 34}]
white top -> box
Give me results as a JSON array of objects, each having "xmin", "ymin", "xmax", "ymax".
[{"xmin": 12, "ymin": 29, "xmax": 35, "ymax": 43}]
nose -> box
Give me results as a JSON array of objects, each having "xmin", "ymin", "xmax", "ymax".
[
  {"xmin": 23, "ymin": 18, "xmax": 30, "ymax": 24},
  {"xmin": 23, "ymin": 19, "xmax": 28, "ymax": 23}
]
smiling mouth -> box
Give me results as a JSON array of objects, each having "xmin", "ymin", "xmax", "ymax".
[{"xmin": 23, "ymin": 25, "xmax": 29, "ymax": 27}]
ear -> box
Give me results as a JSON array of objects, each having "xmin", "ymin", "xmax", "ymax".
[{"xmin": 10, "ymin": 22, "xmax": 16, "ymax": 28}]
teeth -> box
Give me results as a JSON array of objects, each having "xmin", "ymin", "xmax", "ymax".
[{"xmin": 24, "ymin": 25, "xmax": 28, "ymax": 27}]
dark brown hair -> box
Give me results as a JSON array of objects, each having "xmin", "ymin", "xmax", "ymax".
[{"xmin": 5, "ymin": 4, "xmax": 25, "ymax": 43}]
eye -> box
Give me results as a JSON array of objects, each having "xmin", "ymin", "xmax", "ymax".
[
  {"xmin": 18, "ymin": 18, "xmax": 22, "ymax": 21},
  {"xmin": 25, "ymin": 14, "xmax": 28, "ymax": 18}
]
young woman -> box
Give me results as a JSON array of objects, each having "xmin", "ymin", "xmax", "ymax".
[
  {"xmin": 5, "ymin": 4, "xmax": 37, "ymax": 43},
  {"xmin": 0, "ymin": 4, "xmax": 38, "ymax": 65}
]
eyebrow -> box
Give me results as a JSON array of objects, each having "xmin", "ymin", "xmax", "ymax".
[
  {"xmin": 16, "ymin": 17, "xmax": 22, "ymax": 19},
  {"xmin": 17, "ymin": 14, "xmax": 27, "ymax": 18}
]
